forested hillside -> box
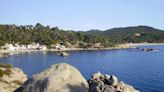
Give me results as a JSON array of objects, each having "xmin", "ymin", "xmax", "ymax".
[{"xmin": 0, "ymin": 23, "xmax": 164, "ymax": 47}]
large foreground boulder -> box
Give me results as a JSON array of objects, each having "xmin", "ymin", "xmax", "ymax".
[
  {"xmin": 15, "ymin": 63, "xmax": 89, "ymax": 92},
  {"xmin": 88, "ymin": 72, "xmax": 140, "ymax": 92},
  {"xmin": 0, "ymin": 64, "xmax": 27, "ymax": 92}
]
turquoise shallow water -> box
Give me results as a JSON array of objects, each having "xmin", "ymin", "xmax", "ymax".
[{"xmin": 0, "ymin": 45, "xmax": 164, "ymax": 92}]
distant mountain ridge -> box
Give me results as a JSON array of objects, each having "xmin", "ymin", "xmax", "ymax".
[
  {"xmin": 86, "ymin": 26, "xmax": 163, "ymax": 35},
  {"xmin": 84, "ymin": 26, "xmax": 164, "ymax": 44}
]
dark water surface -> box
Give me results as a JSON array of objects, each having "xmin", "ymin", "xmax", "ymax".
[{"xmin": 0, "ymin": 45, "xmax": 164, "ymax": 92}]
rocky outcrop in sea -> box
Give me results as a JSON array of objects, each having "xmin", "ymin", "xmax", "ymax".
[
  {"xmin": 0, "ymin": 63, "xmax": 139, "ymax": 92},
  {"xmin": 88, "ymin": 72, "xmax": 139, "ymax": 92},
  {"xmin": 0, "ymin": 64, "xmax": 27, "ymax": 92},
  {"xmin": 15, "ymin": 63, "xmax": 89, "ymax": 92}
]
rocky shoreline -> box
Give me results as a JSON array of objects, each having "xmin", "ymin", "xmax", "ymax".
[
  {"xmin": 1, "ymin": 43, "xmax": 164, "ymax": 58},
  {"xmin": 0, "ymin": 63, "xmax": 139, "ymax": 92},
  {"xmin": 0, "ymin": 44, "xmax": 132, "ymax": 57},
  {"xmin": 88, "ymin": 72, "xmax": 139, "ymax": 92},
  {"xmin": 0, "ymin": 64, "xmax": 27, "ymax": 92}
]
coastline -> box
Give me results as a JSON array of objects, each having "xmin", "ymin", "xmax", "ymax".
[
  {"xmin": 0, "ymin": 43, "xmax": 164, "ymax": 55},
  {"xmin": 121, "ymin": 43, "xmax": 164, "ymax": 47}
]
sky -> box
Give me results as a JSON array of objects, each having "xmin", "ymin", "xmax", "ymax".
[{"xmin": 0, "ymin": 0, "xmax": 164, "ymax": 31}]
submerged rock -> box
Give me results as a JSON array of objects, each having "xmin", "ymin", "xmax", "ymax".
[
  {"xmin": 58, "ymin": 52, "xmax": 69, "ymax": 57},
  {"xmin": 0, "ymin": 64, "xmax": 27, "ymax": 92},
  {"xmin": 140, "ymin": 48, "xmax": 159, "ymax": 52},
  {"xmin": 15, "ymin": 63, "xmax": 88, "ymax": 92},
  {"xmin": 88, "ymin": 72, "xmax": 139, "ymax": 92}
]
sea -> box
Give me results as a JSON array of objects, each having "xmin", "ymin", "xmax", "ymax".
[{"xmin": 0, "ymin": 45, "xmax": 164, "ymax": 92}]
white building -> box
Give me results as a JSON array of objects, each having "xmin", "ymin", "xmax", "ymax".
[{"xmin": 3, "ymin": 44, "xmax": 16, "ymax": 51}]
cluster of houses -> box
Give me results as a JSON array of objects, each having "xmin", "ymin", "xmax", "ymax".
[
  {"xmin": 0, "ymin": 42, "xmax": 68, "ymax": 52},
  {"xmin": 1, "ymin": 43, "xmax": 47, "ymax": 51}
]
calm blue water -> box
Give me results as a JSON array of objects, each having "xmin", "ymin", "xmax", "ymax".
[{"xmin": 0, "ymin": 45, "xmax": 164, "ymax": 92}]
